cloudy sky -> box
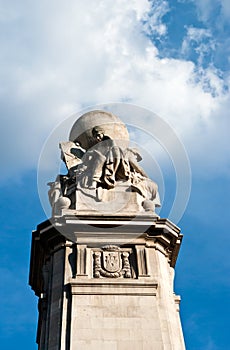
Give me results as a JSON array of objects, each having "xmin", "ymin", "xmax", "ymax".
[{"xmin": 0, "ymin": 1, "xmax": 229, "ymax": 349}]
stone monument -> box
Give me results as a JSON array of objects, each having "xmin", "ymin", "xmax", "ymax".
[{"xmin": 29, "ymin": 110, "xmax": 185, "ymax": 349}]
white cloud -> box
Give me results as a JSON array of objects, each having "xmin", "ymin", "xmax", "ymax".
[
  {"xmin": 0, "ymin": 0, "xmax": 229, "ymax": 184},
  {"xmin": 141, "ymin": 0, "xmax": 169, "ymax": 37},
  {"xmin": 192, "ymin": 0, "xmax": 230, "ymax": 25},
  {"xmin": 191, "ymin": 0, "xmax": 218, "ymax": 23},
  {"xmin": 181, "ymin": 26, "xmax": 216, "ymax": 66},
  {"xmin": 190, "ymin": 0, "xmax": 230, "ymax": 66}
]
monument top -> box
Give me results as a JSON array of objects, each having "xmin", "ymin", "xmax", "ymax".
[
  {"xmin": 48, "ymin": 110, "xmax": 160, "ymax": 217},
  {"xmin": 69, "ymin": 110, "xmax": 129, "ymax": 150}
]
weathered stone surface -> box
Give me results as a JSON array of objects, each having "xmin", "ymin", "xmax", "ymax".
[{"xmin": 29, "ymin": 216, "xmax": 185, "ymax": 350}]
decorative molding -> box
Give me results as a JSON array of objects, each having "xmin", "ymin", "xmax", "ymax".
[
  {"xmin": 93, "ymin": 245, "xmax": 131, "ymax": 278},
  {"xmin": 136, "ymin": 245, "xmax": 149, "ymax": 277},
  {"xmin": 29, "ymin": 216, "xmax": 183, "ymax": 295},
  {"xmin": 76, "ymin": 245, "xmax": 87, "ymax": 276},
  {"xmin": 70, "ymin": 280, "xmax": 158, "ymax": 296}
]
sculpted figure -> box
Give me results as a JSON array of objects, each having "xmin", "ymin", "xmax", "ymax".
[
  {"xmin": 124, "ymin": 148, "xmax": 159, "ymax": 204},
  {"xmin": 48, "ymin": 110, "xmax": 161, "ymax": 214},
  {"xmin": 47, "ymin": 176, "xmax": 71, "ymax": 215},
  {"xmin": 48, "ymin": 178, "xmax": 62, "ymax": 207},
  {"xmin": 86, "ymin": 126, "xmax": 130, "ymax": 189},
  {"xmin": 75, "ymin": 126, "xmax": 159, "ymax": 204}
]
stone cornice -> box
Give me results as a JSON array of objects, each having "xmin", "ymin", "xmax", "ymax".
[
  {"xmin": 70, "ymin": 280, "xmax": 158, "ymax": 296},
  {"xmin": 29, "ymin": 215, "xmax": 182, "ymax": 296}
]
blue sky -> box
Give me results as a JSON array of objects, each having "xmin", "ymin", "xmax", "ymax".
[{"xmin": 0, "ymin": 1, "xmax": 230, "ymax": 349}]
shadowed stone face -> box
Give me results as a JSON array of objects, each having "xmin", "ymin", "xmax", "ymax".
[{"xmin": 92, "ymin": 126, "xmax": 105, "ymax": 143}]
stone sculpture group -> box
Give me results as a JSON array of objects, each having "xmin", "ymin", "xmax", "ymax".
[{"xmin": 48, "ymin": 110, "xmax": 160, "ymax": 216}]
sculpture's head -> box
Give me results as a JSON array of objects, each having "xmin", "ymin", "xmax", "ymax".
[
  {"xmin": 69, "ymin": 110, "xmax": 129, "ymax": 150},
  {"xmin": 92, "ymin": 126, "xmax": 105, "ymax": 142}
]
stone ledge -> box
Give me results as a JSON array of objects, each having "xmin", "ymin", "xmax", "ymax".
[
  {"xmin": 29, "ymin": 216, "xmax": 183, "ymax": 295},
  {"xmin": 70, "ymin": 280, "xmax": 158, "ymax": 296}
]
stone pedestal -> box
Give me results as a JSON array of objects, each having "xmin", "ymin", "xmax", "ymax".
[{"xmin": 29, "ymin": 214, "xmax": 185, "ymax": 350}]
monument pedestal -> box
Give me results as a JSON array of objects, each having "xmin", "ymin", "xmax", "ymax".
[
  {"xmin": 31, "ymin": 109, "xmax": 186, "ymax": 349},
  {"xmin": 29, "ymin": 214, "xmax": 185, "ymax": 350}
]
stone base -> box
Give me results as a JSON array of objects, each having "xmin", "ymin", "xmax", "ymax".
[
  {"xmin": 68, "ymin": 181, "xmax": 160, "ymax": 216},
  {"xmin": 76, "ymin": 181, "xmax": 143, "ymax": 213},
  {"xmin": 29, "ymin": 216, "xmax": 185, "ymax": 350}
]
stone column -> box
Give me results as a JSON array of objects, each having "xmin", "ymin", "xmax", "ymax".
[{"xmin": 29, "ymin": 215, "xmax": 185, "ymax": 350}]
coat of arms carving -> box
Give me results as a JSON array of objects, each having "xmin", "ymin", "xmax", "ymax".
[
  {"xmin": 103, "ymin": 251, "xmax": 121, "ymax": 273},
  {"xmin": 93, "ymin": 245, "xmax": 131, "ymax": 278}
]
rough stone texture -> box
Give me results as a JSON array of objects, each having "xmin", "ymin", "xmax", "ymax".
[{"xmin": 29, "ymin": 216, "xmax": 185, "ymax": 350}]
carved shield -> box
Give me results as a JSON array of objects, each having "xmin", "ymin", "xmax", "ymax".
[{"xmin": 103, "ymin": 251, "xmax": 121, "ymax": 273}]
